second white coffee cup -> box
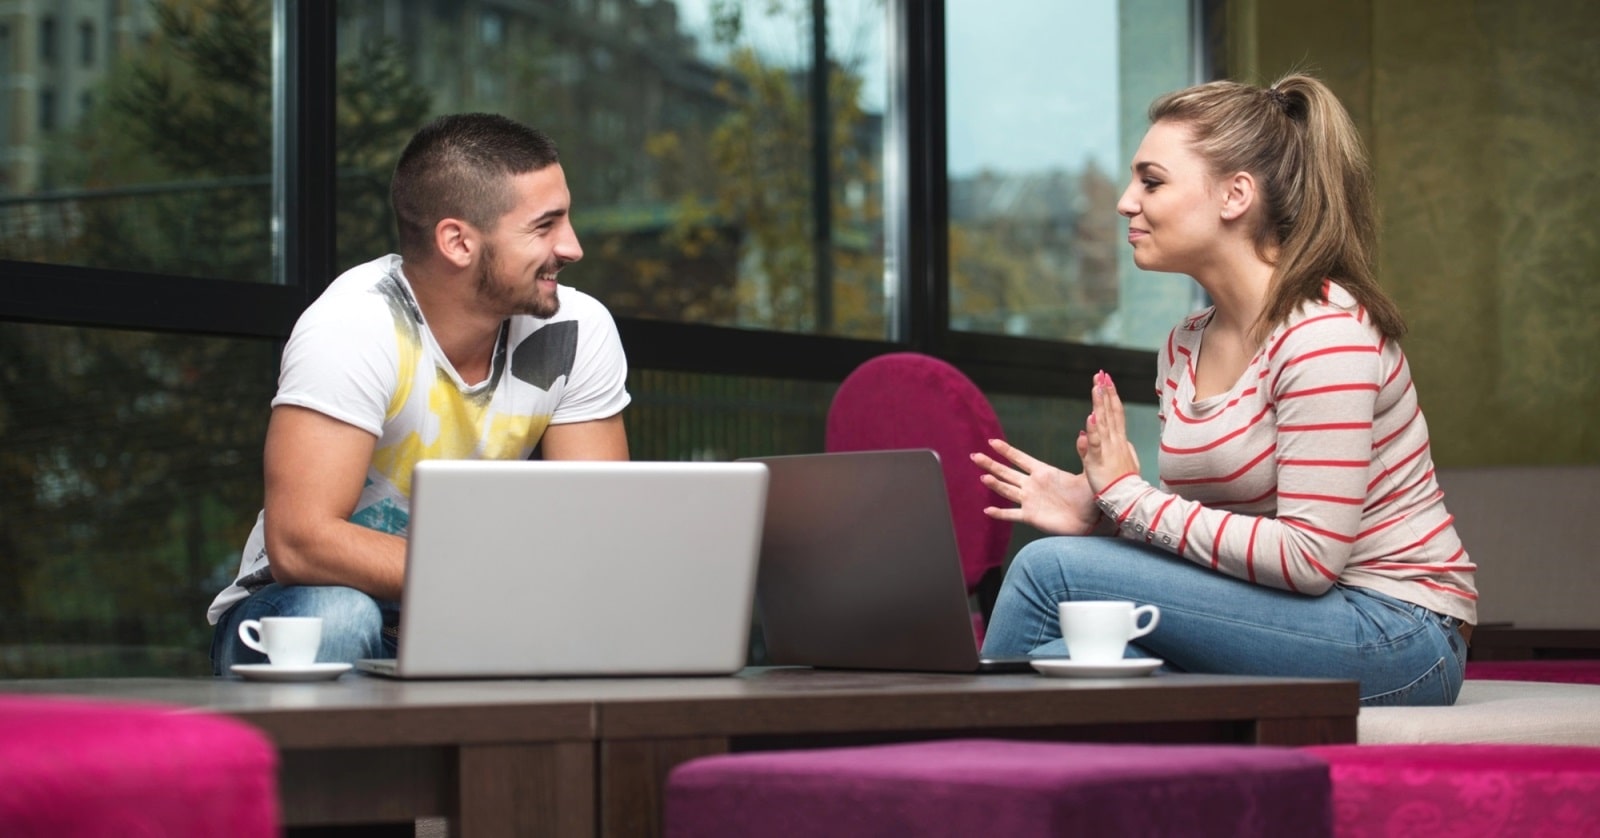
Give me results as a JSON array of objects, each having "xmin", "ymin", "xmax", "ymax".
[
  {"xmin": 1058, "ymin": 600, "xmax": 1160, "ymax": 664},
  {"xmin": 238, "ymin": 616, "xmax": 323, "ymax": 667}
]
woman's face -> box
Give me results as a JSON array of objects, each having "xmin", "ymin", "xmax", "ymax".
[{"xmin": 1115, "ymin": 120, "xmax": 1226, "ymax": 275}]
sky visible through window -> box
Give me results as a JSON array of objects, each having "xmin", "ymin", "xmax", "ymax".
[{"xmin": 946, "ymin": 0, "xmax": 1119, "ymax": 177}]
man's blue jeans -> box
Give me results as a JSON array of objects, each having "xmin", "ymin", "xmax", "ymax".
[
  {"xmin": 980, "ymin": 536, "xmax": 1468, "ymax": 706},
  {"xmin": 211, "ymin": 583, "xmax": 399, "ymax": 673}
]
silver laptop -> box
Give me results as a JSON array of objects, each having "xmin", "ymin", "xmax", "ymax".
[
  {"xmin": 357, "ymin": 459, "xmax": 768, "ymax": 678},
  {"xmin": 740, "ymin": 449, "xmax": 1045, "ymax": 673}
]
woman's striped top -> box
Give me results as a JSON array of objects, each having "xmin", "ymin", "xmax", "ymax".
[{"xmin": 1094, "ymin": 281, "xmax": 1478, "ymax": 624}]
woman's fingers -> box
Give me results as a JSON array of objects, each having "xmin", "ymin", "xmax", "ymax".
[
  {"xmin": 971, "ymin": 452, "xmax": 1025, "ymax": 487},
  {"xmin": 987, "ymin": 437, "xmax": 1044, "ymax": 473},
  {"xmin": 1103, "ymin": 373, "xmax": 1127, "ymax": 435},
  {"xmin": 1093, "ymin": 370, "xmax": 1129, "ymax": 445},
  {"xmin": 979, "ymin": 474, "xmax": 1022, "ymax": 503},
  {"xmin": 1084, "ymin": 390, "xmax": 1103, "ymax": 451},
  {"xmin": 983, "ymin": 505, "xmax": 1024, "ymax": 522}
]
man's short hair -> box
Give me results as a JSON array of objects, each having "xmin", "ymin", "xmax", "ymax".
[{"xmin": 390, "ymin": 113, "xmax": 561, "ymax": 260}]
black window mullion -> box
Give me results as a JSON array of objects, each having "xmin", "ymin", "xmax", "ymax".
[
  {"xmin": 900, "ymin": 0, "xmax": 944, "ymax": 355},
  {"xmin": 945, "ymin": 330, "xmax": 1159, "ymax": 404},
  {"xmin": 810, "ymin": 0, "xmax": 834, "ymax": 335},
  {"xmin": 278, "ymin": 0, "xmax": 338, "ymax": 304},
  {"xmin": 0, "ymin": 261, "xmax": 304, "ymax": 338}
]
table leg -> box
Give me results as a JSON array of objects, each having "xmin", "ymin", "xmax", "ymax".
[
  {"xmin": 278, "ymin": 746, "xmax": 451, "ymax": 827},
  {"xmin": 599, "ymin": 737, "xmax": 728, "ymax": 838},
  {"xmin": 457, "ymin": 741, "xmax": 595, "ymax": 838}
]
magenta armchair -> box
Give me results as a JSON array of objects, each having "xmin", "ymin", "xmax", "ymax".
[{"xmin": 826, "ymin": 352, "xmax": 1012, "ymax": 642}]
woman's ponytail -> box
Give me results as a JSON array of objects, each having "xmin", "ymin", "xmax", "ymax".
[{"xmin": 1149, "ymin": 73, "xmax": 1405, "ymax": 342}]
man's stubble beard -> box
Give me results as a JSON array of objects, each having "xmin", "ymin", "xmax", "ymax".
[{"xmin": 477, "ymin": 241, "xmax": 560, "ymax": 319}]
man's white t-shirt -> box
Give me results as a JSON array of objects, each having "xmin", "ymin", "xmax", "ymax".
[{"xmin": 207, "ymin": 254, "xmax": 631, "ymax": 623}]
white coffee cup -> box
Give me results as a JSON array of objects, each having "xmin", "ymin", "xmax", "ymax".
[
  {"xmin": 238, "ymin": 616, "xmax": 323, "ymax": 667},
  {"xmin": 1058, "ymin": 601, "xmax": 1160, "ymax": 664}
]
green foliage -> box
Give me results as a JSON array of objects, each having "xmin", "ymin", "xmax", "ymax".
[
  {"xmin": 0, "ymin": 0, "xmax": 431, "ymax": 677},
  {"xmin": 646, "ymin": 1, "xmax": 889, "ymax": 337},
  {"xmin": 108, "ymin": 0, "xmax": 273, "ymax": 177},
  {"xmin": 950, "ymin": 162, "xmax": 1121, "ymax": 341},
  {"xmin": 0, "ymin": 325, "xmax": 276, "ymax": 677},
  {"xmin": 335, "ymin": 35, "xmax": 432, "ymax": 268}
]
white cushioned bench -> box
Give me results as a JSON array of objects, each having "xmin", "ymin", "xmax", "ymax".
[
  {"xmin": 1359, "ymin": 679, "xmax": 1600, "ymax": 745},
  {"xmin": 1344, "ymin": 467, "xmax": 1600, "ymax": 746}
]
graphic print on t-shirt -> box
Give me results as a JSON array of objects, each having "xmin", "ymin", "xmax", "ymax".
[
  {"xmin": 512, "ymin": 320, "xmax": 578, "ymax": 389},
  {"xmin": 361, "ymin": 274, "xmax": 575, "ymax": 524}
]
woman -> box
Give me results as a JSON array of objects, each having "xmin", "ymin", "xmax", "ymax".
[{"xmin": 972, "ymin": 74, "xmax": 1476, "ymax": 706}]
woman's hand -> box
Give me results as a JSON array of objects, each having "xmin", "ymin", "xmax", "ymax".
[
  {"xmin": 971, "ymin": 438, "xmax": 1100, "ymax": 536},
  {"xmin": 1083, "ymin": 370, "xmax": 1141, "ymax": 493}
]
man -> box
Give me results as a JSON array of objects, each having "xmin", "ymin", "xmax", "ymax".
[{"xmin": 208, "ymin": 114, "xmax": 631, "ymax": 671}]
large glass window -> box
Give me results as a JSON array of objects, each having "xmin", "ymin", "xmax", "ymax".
[
  {"xmin": 0, "ymin": 1, "xmax": 1216, "ymax": 678},
  {"xmin": 945, "ymin": 0, "xmax": 1203, "ymax": 350},
  {"xmin": 0, "ymin": 0, "xmax": 274, "ymax": 282},
  {"xmin": 334, "ymin": 0, "xmax": 892, "ymax": 340},
  {"xmin": 0, "ymin": 322, "xmax": 276, "ymax": 678}
]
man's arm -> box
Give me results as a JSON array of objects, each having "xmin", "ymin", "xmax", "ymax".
[
  {"xmin": 539, "ymin": 413, "xmax": 629, "ymax": 460},
  {"xmin": 261, "ymin": 404, "xmax": 407, "ymax": 599}
]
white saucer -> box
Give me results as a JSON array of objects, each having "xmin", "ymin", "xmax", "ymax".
[
  {"xmin": 1030, "ymin": 658, "xmax": 1163, "ymax": 679},
  {"xmin": 230, "ymin": 662, "xmax": 353, "ymax": 682}
]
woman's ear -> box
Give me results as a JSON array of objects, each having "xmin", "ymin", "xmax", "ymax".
[
  {"xmin": 1220, "ymin": 171, "xmax": 1256, "ymax": 222},
  {"xmin": 434, "ymin": 218, "xmax": 476, "ymax": 268}
]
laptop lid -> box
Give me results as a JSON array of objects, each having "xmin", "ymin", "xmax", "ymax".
[
  {"xmin": 741, "ymin": 449, "xmax": 1033, "ymax": 673},
  {"xmin": 365, "ymin": 459, "xmax": 768, "ymax": 678}
]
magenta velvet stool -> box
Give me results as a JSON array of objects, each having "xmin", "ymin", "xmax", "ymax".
[
  {"xmin": 665, "ymin": 739, "xmax": 1332, "ymax": 837},
  {"xmin": 826, "ymin": 352, "xmax": 1012, "ymax": 644},
  {"xmin": 1305, "ymin": 744, "xmax": 1600, "ymax": 837},
  {"xmin": 0, "ymin": 694, "xmax": 280, "ymax": 838},
  {"xmin": 1465, "ymin": 659, "xmax": 1600, "ymax": 685}
]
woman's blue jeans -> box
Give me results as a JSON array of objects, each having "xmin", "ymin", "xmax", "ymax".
[
  {"xmin": 980, "ymin": 536, "xmax": 1468, "ymax": 706},
  {"xmin": 211, "ymin": 583, "xmax": 399, "ymax": 673}
]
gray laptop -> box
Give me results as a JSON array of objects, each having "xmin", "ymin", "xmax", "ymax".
[
  {"xmin": 740, "ymin": 449, "xmax": 1044, "ymax": 673},
  {"xmin": 357, "ymin": 459, "xmax": 768, "ymax": 678}
]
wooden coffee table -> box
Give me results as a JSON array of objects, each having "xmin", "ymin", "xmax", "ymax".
[{"xmin": 2, "ymin": 667, "xmax": 1357, "ymax": 836}]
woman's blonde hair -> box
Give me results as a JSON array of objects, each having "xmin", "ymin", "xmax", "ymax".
[{"xmin": 1148, "ymin": 73, "xmax": 1405, "ymax": 342}]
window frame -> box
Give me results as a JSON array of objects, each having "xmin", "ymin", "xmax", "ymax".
[{"xmin": 0, "ymin": 0, "xmax": 1223, "ymax": 402}]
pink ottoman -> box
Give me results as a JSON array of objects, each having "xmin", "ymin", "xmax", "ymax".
[
  {"xmin": 1465, "ymin": 659, "xmax": 1600, "ymax": 685},
  {"xmin": 1305, "ymin": 744, "xmax": 1600, "ymax": 837},
  {"xmin": 666, "ymin": 739, "xmax": 1331, "ymax": 837},
  {"xmin": 0, "ymin": 695, "xmax": 280, "ymax": 838}
]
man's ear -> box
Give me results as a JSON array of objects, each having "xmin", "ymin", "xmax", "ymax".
[
  {"xmin": 1220, "ymin": 171, "xmax": 1256, "ymax": 222},
  {"xmin": 434, "ymin": 218, "xmax": 476, "ymax": 268}
]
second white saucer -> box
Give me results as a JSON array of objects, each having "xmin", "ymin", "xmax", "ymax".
[
  {"xmin": 231, "ymin": 662, "xmax": 353, "ymax": 683},
  {"xmin": 1030, "ymin": 657, "xmax": 1163, "ymax": 679}
]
